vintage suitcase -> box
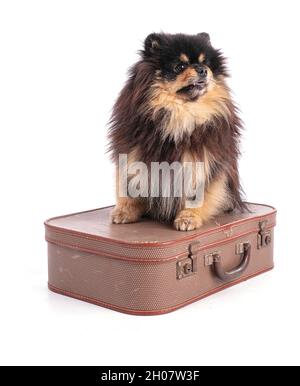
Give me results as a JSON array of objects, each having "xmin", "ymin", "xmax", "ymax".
[{"xmin": 45, "ymin": 203, "xmax": 276, "ymax": 315}]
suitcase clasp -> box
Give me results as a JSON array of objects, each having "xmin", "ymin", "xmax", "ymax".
[
  {"xmin": 204, "ymin": 251, "xmax": 221, "ymax": 266},
  {"xmin": 177, "ymin": 242, "xmax": 199, "ymax": 279},
  {"xmin": 257, "ymin": 220, "xmax": 272, "ymax": 249}
]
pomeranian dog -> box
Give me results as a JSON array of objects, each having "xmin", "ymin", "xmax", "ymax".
[{"xmin": 109, "ymin": 32, "xmax": 246, "ymax": 231}]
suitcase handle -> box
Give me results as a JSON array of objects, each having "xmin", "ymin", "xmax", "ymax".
[{"xmin": 213, "ymin": 241, "xmax": 251, "ymax": 282}]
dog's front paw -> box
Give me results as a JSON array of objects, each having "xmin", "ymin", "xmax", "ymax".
[
  {"xmin": 111, "ymin": 206, "xmax": 141, "ymax": 224},
  {"xmin": 174, "ymin": 210, "xmax": 203, "ymax": 231}
]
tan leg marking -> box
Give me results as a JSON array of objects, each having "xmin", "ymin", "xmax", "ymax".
[
  {"xmin": 174, "ymin": 173, "xmax": 230, "ymax": 231},
  {"xmin": 111, "ymin": 197, "xmax": 147, "ymax": 224},
  {"xmin": 112, "ymin": 147, "xmax": 147, "ymax": 224}
]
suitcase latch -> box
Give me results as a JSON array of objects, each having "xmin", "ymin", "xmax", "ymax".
[
  {"xmin": 177, "ymin": 243, "xmax": 199, "ymax": 280},
  {"xmin": 204, "ymin": 251, "xmax": 221, "ymax": 266},
  {"xmin": 257, "ymin": 220, "xmax": 272, "ymax": 249}
]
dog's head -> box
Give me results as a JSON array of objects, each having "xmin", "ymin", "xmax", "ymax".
[{"xmin": 143, "ymin": 32, "xmax": 227, "ymax": 102}]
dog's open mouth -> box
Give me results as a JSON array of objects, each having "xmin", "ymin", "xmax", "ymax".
[{"xmin": 177, "ymin": 81, "xmax": 206, "ymax": 94}]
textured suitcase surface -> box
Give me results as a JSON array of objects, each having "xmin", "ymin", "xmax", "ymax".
[{"xmin": 45, "ymin": 203, "xmax": 276, "ymax": 315}]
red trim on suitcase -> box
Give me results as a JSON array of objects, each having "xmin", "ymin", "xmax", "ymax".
[{"xmin": 45, "ymin": 202, "xmax": 276, "ymax": 248}]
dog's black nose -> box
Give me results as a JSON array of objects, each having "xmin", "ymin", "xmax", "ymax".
[{"xmin": 197, "ymin": 66, "xmax": 207, "ymax": 78}]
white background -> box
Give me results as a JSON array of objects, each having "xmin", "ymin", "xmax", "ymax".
[{"xmin": 0, "ymin": 0, "xmax": 299, "ymax": 366}]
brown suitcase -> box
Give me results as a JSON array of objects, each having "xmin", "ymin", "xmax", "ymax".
[{"xmin": 45, "ymin": 202, "xmax": 276, "ymax": 315}]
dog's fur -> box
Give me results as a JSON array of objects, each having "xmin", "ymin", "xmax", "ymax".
[{"xmin": 108, "ymin": 32, "xmax": 246, "ymax": 231}]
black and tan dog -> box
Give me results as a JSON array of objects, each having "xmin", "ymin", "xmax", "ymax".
[{"xmin": 108, "ymin": 32, "xmax": 246, "ymax": 231}]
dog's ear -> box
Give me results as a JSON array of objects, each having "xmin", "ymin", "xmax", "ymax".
[
  {"xmin": 197, "ymin": 32, "xmax": 211, "ymax": 45},
  {"xmin": 144, "ymin": 33, "xmax": 163, "ymax": 56}
]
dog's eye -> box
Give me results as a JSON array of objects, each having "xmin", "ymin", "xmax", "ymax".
[{"xmin": 174, "ymin": 63, "xmax": 187, "ymax": 74}]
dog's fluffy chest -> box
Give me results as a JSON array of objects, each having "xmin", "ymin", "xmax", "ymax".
[{"xmin": 150, "ymin": 79, "xmax": 230, "ymax": 142}]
